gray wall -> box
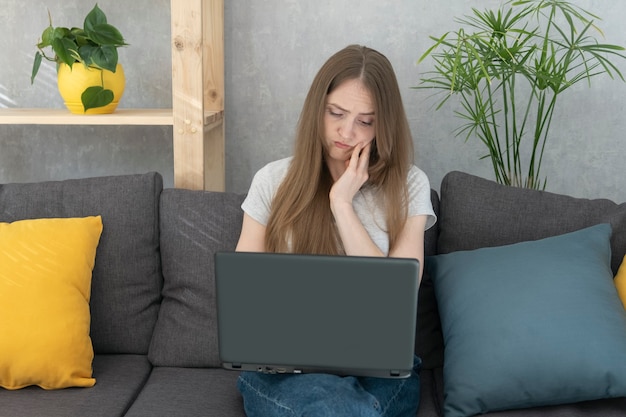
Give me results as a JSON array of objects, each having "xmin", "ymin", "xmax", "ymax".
[{"xmin": 1, "ymin": 0, "xmax": 625, "ymax": 202}]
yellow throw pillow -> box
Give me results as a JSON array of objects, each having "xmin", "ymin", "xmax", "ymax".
[
  {"xmin": 616, "ymin": 254, "xmax": 626, "ymax": 310},
  {"xmin": 0, "ymin": 216, "xmax": 103, "ymax": 390}
]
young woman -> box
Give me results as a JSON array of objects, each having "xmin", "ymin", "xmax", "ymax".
[{"xmin": 235, "ymin": 44, "xmax": 436, "ymax": 417}]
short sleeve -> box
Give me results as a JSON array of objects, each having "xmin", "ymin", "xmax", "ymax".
[
  {"xmin": 408, "ymin": 165, "xmax": 437, "ymax": 231},
  {"xmin": 241, "ymin": 158, "xmax": 292, "ymax": 226}
]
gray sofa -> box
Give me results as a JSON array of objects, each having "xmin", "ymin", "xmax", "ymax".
[{"xmin": 0, "ymin": 170, "xmax": 625, "ymax": 417}]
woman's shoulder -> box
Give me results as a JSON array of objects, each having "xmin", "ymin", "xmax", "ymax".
[
  {"xmin": 407, "ymin": 164, "xmax": 431, "ymax": 189},
  {"xmin": 249, "ymin": 157, "xmax": 292, "ymax": 190},
  {"xmin": 255, "ymin": 157, "xmax": 292, "ymax": 179},
  {"xmin": 243, "ymin": 157, "xmax": 293, "ymax": 225}
]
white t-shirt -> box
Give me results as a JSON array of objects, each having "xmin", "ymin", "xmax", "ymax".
[{"xmin": 241, "ymin": 157, "xmax": 437, "ymax": 255}]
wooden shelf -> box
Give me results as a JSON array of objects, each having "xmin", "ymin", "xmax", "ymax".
[
  {"xmin": 0, "ymin": 108, "xmax": 173, "ymax": 125},
  {"xmin": 0, "ymin": 108, "xmax": 223, "ymax": 127}
]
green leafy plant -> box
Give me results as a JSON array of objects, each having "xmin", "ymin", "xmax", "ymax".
[
  {"xmin": 31, "ymin": 4, "xmax": 127, "ymax": 112},
  {"xmin": 416, "ymin": 0, "xmax": 626, "ymax": 189}
]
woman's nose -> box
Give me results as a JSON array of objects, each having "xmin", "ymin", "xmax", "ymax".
[{"xmin": 338, "ymin": 119, "xmax": 355, "ymax": 140}]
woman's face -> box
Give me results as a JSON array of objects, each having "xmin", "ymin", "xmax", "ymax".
[{"xmin": 323, "ymin": 78, "xmax": 376, "ymax": 166}]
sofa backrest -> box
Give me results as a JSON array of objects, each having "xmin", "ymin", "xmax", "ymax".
[
  {"xmin": 149, "ymin": 188, "xmax": 245, "ymax": 367},
  {"xmin": 438, "ymin": 171, "xmax": 626, "ymax": 274},
  {"xmin": 0, "ymin": 172, "xmax": 163, "ymax": 355}
]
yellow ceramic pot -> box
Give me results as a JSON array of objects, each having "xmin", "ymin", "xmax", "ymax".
[{"xmin": 57, "ymin": 63, "xmax": 125, "ymax": 114}]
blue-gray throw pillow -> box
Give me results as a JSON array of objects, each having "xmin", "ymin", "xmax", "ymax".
[{"xmin": 427, "ymin": 223, "xmax": 626, "ymax": 417}]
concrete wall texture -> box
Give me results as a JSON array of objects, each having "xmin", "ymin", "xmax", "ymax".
[{"xmin": 1, "ymin": 0, "xmax": 624, "ymax": 202}]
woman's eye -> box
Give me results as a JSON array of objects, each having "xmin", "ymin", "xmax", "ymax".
[
  {"xmin": 328, "ymin": 109, "xmax": 343, "ymax": 117},
  {"xmin": 359, "ymin": 120, "xmax": 373, "ymax": 126}
]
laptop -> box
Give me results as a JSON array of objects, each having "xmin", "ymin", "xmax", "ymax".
[{"xmin": 214, "ymin": 251, "xmax": 419, "ymax": 379}]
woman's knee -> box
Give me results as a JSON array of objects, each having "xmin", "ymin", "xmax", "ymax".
[{"xmin": 237, "ymin": 372, "xmax": 380, "ymax": 417}]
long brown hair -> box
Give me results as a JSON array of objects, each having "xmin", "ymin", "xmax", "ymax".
[{"xmin": 265, "ymin": 45, "xmax": 414, "ymax": 254}]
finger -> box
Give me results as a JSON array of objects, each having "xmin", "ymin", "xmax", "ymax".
[
  {"xmin": 358, "ymin": 142, "xmax": 371, "ymax": 170},
  {"xmin": 347, "ymin": 142, "xmax": 363, "ymax": 169},
  {"xmin": 360, "ymin": 141, "xmax": 372, "ymax": 161}
]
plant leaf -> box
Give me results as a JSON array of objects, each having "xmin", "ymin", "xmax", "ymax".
[
  {"xmin": 87, "ymin": 23, "xmax": 126, "ymax": 46},
  {"xmin": 84, "ymin": 4, "xmax": 107, "ymax": 33},
  {"xmin": 418, "ymin": 33, "xmax": 450, "ymax": 64},
  {"xmin": 71, "ymin": 27, "xmax": 89, "ymax": 47},
  {"xmin": 81, "ymin": 44, "xmax": 118, "ymax": 72},
  {"xmin": 51, "ymin": 37, "xmax": 78, "ymax": 67},
  {"xmin": 81, "ymin": 86, "xmax": 114, "ymax": 112},
  {"xmin": 38, "ymin": 26, "xmax": 55, "ymax": 48},
  {"xmin": 52, "ymin": 26, "xmax": 71, "ymax": 40},
  {"xmin": 31, "ymin": 51, "xmax": 43, "ymax": 84}
]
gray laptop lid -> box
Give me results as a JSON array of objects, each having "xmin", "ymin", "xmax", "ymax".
[{"xmin": 214, "ymin": 252, "xmax": 419, "ymax": 378}]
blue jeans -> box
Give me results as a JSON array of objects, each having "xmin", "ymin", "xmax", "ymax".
[{"xmin": 237, "ymin": 356, "xmax": 421, "ymax": 417}]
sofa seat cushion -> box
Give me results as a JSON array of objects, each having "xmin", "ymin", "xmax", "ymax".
[
  {"xmin": 0, "ymin": 173, "xmax": 163, "ymax": 354},
  {"xmin": 427, "ymin": 224, "xmax": 626, "ymax": 416},
  {"xmin": 438, "ymin": 171, "xmax": 626, "ymax": 274},
  {"xmin": 0, "ymin": 354, "xmax": 152, "ymax": 417},
  {"xmin": 149, "ymin": 189, "xmax": 245, "ymax": 367},
  {"xmin": 125, "ymin": 367, "xmax": 244, "ymax": 417}
]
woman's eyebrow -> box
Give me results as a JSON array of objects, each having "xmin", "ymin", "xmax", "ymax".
[{"xmin": 327, "ymin": 102, "xmax": 375, "ymax": 116}]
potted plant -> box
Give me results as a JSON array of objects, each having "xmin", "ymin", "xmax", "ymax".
[
  {"xmin": 416, "ymin": 0, "xmax": 626, "ymax": 189},
  {"xmin": 30, "ymin": 4, "xmax": 127, "ymax": 114}
]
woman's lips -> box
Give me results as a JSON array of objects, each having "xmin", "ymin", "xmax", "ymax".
[{"xmin": 334, "ymin": 141, "xmax": 352, "ymax": 150}]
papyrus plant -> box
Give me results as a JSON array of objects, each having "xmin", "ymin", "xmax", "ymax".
[{"xmin": 416, "ymin": 0, "xmax": 626, "ymax": 189}]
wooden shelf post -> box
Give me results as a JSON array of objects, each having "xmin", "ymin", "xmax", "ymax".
[{"xmin": 171, "ymin": 0, "xmax": 225, "ymax": 191}]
